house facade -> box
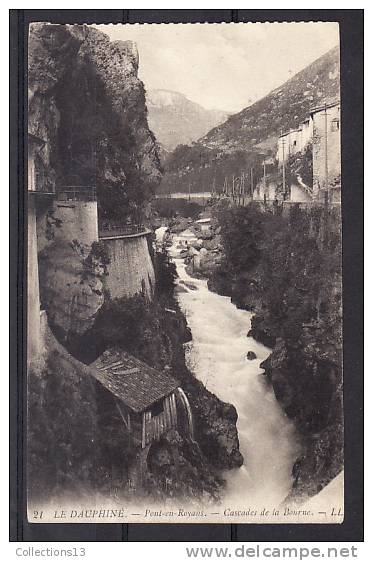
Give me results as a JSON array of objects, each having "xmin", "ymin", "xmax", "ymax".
[
  {"xmin": 310, "ymin": 101, "xmax": 341, "ymax": 202},
  {"xmin": 274, "ymin": 100, "xmax": 341, "ymax": 203}
]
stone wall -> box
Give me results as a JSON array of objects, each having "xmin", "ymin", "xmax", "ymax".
[
  {"xmin": 28, "ymin": 196, "xmax": 42, "ymax": 367},
  {"xmin": 102, "ymin": 233, "xmax": 155, "ymax": 300},
  {"xmin": 52, "ymin": 200, "xmax": 98, "ymax": 246}
]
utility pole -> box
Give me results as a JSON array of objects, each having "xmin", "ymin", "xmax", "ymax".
[
  {"xmin": 322, "ymin": 104, "xmax": 330, "ymax": 250},
  {"xmin": 250, "ymin": 167, "xmax": 254, "ymax": 199},
  {"xmin": 324, "ymin": 104, "xmax": 329, "ymax": 208},
  {"xmin": 241, "ymin": 171, "xmax": 245, "ymax": 206},
  {"xmin": 188, "ymin": 182, "xmax": 191, "ymax": 203},
  {"xmin": 223, "ymin": 176, "xmax": 228, "ymax": 196},
  {"xmin": 281, "ymin": 133, "xmax": 286, "ymax": 198},
  {"xmin": 263, "ymin": 159, "xmax": 267, "ymax": 204}
]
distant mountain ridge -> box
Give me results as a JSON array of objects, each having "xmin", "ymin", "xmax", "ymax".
[
  {"xmin": 146, "ymin": 89, "xmax": 230, "ymax": 151},
  {"xmin": 200, "ymin": 45, "xmax": 340, "ymax": 155}
]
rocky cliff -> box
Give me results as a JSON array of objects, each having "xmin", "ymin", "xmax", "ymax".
[{"xmin": 28, "ymin": 23, "xmax": 161, "ymax": 220}]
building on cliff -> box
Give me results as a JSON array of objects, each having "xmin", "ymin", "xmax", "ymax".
[
  {"xmin": 27, "ymin": 132, "xmax": 55, "ymax": 367},
  {"xmin": 310, "ymin": 101, "xmax": 341, "ymax": 203},
  {"xmin": 272, "ymin": 100, "xmax": 341, "ymax": 204},
  {"xmin": 90, "ymin": 348, "xmax": 194, "ymax": 488},
  {"xmin": 277, "ymin": 118, "xmax": 314, "ymax": 165}
]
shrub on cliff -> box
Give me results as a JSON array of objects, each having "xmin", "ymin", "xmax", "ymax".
[
  {"xmin": 28, "ymin": 348, "xmax": 99, "ymax": 501},
  {"xmin": 218, "ymin": 206, "xmax": 263, "ymax": 274},
  {"xmin": 154, "ymin": 249, "xmax": 177, "ymax": 297}
]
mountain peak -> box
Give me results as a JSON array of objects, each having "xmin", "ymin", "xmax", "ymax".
[
  {"xmin": 147, "ymin": 89, "xmax": 188, "ymax": 107},
  {"xmin": 146, "ymin": 89, "xmax": 229, "ymax": 151}
]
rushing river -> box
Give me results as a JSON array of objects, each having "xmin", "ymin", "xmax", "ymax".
[{"xmin": 168, "ymin": 235, "xmax": 300, "ymax": 508}]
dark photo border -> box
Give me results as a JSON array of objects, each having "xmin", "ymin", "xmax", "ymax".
[{"xmin": 9, "ymin": 9, "xmax": 364, "ymax": 543}]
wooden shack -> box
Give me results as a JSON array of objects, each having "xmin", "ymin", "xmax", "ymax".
[{"xmin": 90, "ymin": 348, "xmax": 194, "ymax": 449}]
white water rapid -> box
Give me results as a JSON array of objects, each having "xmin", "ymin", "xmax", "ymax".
[{"xmin": 168, "ymin": 236, "xmax": 300, "ymax": 509}]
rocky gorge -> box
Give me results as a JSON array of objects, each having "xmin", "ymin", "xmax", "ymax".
[{"xmin": 174, "ymin": 200, "xmax": 343, "ymax": 502}]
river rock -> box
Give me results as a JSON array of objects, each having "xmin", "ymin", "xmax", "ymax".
[
  {"xmin": 179, "ymin": 280, "xmax": 198, "ymax": 291},
  {"xmin": 184, "ymin": 380, "xmax": 244, "ymax": 470},
  {"xmin": 175, "ymin": 284, "xmax": 188, "ymax": 294}
]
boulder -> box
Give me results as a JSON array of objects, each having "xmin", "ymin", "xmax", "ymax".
[{"xmin": 246, "ymin": 351, "xmax": 257, "ymax": 360}]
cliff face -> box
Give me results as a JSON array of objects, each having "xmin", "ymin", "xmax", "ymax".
[
  {"xmin": 28, "ymin": 324, "xmax": 100, "ymax": 503},
  {"xmin": 28, "ymin": 23, "xmax": 161, "ymax": 219}
]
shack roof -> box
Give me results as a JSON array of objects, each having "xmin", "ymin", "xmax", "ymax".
[{"xmin": 90, "ymin": 348, "xmax": 180, "ymax": 413}]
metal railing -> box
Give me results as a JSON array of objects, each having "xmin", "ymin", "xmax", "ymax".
[
  {"xmin": 56, "ymin": 186, "xmax": 97, "ymax": 202},
  {"xmin": 98, "ymin": 223, "xmax": 147, "ymax": 238}
]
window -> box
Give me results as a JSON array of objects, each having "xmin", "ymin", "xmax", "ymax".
[
  {"xmin": 151, "ymin": 400, "xmax": 164, "ymax": 417},
  {"xmin": 331, "ymin": 118, "xmax": 340, "ymax": 132}
]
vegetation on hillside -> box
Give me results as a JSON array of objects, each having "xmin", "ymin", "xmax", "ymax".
[{"xmin": 160, "ymin": 144, "xmax": 263, "ymax": 195}]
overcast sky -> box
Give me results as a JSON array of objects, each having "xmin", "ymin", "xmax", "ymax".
[{"xmin": 95, "ymin": 23, "xmax": 339, "ymax": 113}]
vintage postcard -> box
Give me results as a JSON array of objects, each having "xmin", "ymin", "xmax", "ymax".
[{"xmin": 27, "ymin": 21, "xmax": 343, "ymax": 524}]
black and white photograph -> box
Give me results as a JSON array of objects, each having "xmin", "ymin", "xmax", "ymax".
[{"xmin": 26, "ymin": 20, "xmax": 344, "ymax": 524}]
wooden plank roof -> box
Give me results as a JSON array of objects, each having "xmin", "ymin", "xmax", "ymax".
[{"xmin": 90, "ymin": 348, "xmax": 180, "ymax": 413}]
